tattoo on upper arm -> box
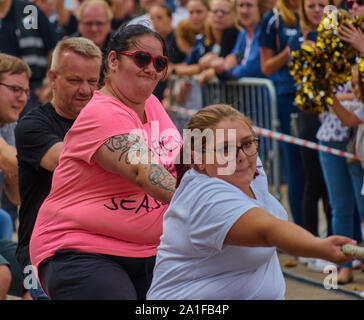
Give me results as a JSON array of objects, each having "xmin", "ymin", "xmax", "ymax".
[{"xmin": 103, "ymin": 134, "xmax": 149, "ymax": 164}]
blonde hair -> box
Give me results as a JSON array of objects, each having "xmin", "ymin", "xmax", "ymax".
[
  {"xmin": 0, "ymin": 53, "xmax": 31, "ymax": 81},
  {"xmin": 77, "ymin": 0, "xmax": 113, "ymax": 21},
  {"xmin": 299, "ymin": 0, "xmax": 333, "ymax": 32},
  {"xmin": 277, "ymin": 0, "xmax": 298, "ymax": 28},
  {"xmin": 175, "ymin": 19, "xmax": 200, "ymax": 47},
  {"xmin": 50, "ymin": 37, "xmax": 102, "ymax": 71},
  {"xmin": 175, "ymin": 104, "xmax": 256, "ymax": 186}
]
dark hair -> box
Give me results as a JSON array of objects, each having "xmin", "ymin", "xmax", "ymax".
[{"xmin": 100, "ymin": 23, "xmax": 168, "ymax": 85}]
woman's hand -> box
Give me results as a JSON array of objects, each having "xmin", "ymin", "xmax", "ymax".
[
  {"xmin": 198, "ymin": 52, "xmax": 218, "ymax": 71},
  {"xmin": 210, "ymin": 57, "xmax": 226, "ymax": 74},
  {"xmin": 318, "ymin": 236, "xmax": 357, "ymax": 266},
  {"xmin": 198, "ymin": 68, "xmax": 216, "ymax": 85},
  {"xmin": 339, "ymin": 22, "xmax": 364, "ymax": 53}
]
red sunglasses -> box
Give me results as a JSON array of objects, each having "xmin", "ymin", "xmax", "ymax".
[
  {"xmin": 345, "ymin": 0, "xmax": 364, "ymax": 9},
  {"xmin": 119, "ymin": 50, "xmax": 168, "ymax": 73}
]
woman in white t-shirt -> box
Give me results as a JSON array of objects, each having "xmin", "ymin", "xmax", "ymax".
[{"xmin": 147, "ymin": 104, "xmax": 356, "ymax": 300}]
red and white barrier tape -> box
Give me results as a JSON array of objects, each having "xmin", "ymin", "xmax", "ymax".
[{"xmin": 168, "ymin": 105, "xmax": 361, "ymax": 162}]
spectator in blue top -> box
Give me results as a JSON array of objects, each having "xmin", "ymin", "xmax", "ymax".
[
  {"xmin": 288, "ymin": 0, "xmax": 333, "ymax": 262},
  {"xmin": 259, "ymin": 0, "xmax": 305, "ymax": 227},
  {"xmin": 198, "ymin": 0, "xmax": 271, "ymax": 84},
  {"xmin": 175, "ymin": 0, "xmax": 239, "ymax": 77}
]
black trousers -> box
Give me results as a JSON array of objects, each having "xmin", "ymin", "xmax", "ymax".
[
  {"xmin": 297, "ymin": 112, "xmax": 332, "ymax": 236},
  {"xmin": 39, "ymin": 249, "xmax": 156, "ymax": 300}
]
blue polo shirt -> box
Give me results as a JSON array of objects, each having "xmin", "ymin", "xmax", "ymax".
[{"xmin": 259, "ymin": 10, "xmax": 300, "ymax": 96}]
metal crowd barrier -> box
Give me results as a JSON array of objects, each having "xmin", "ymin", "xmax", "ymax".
[{"xmin": 167, "ymin": 76, "xmax": 282, "ymax": 200}]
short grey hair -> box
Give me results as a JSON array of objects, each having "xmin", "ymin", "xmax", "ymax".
[{"xmin": 50, "ymin": 37, "xmax": 102, "ymax": 71}]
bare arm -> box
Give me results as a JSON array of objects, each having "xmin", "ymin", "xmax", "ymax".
[
  {"xmin": 54, "ymin": 0, "xmax": 71, "ymax": 26},
  {"xmin": 331, "ymin": 96, "xmax": 363, "ymax": 127},
  {"xmin": 93, "ymin": 134, "xmax": 175, "ymax": 203},
  {"xmin": 40, "ymin": 142, "xmax": 63, "ymax": 172},
  {"xmin": 224, "ymin": 207, "xmax": 355, "ymax": 265},
  {"xmin": 0, "ymin": 138, "xmax": 18, "ymax": 177},
  {"xmin": 260, "ymin": 46, "xmax": 290, "ymax": 77},
  {"xmin": 4, "ymin": 174, "xmax": 20, "ymax": 205},
  {"xmin": 223, "ymin": 54, "xmax": 238, "ymax": 70},
  {"xmin": 0, "ymin": 138, "xmax": 20, "ymax": 204}
]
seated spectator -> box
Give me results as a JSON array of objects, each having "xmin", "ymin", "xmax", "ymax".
[
  {"xmin": 15, "ymin": 37, "xmax": 102, "ymax": 300},
  {"xmin": 150, "ymin": 3, "xmax": 186, "ymax": 100},
  {"xmin": 174, "ymin": 0, "xmax": 239, "ymax": 77},
  {"xmin": 0, "ymin": 54, "xmax": 31, "ymax": 238},
  {"xmin": 198, "ymin": 0, "xmax": 270, "ymax": 84},
  {"xmin": 73, "ymin": 0, "xmax": 113, "ymax": 53}
]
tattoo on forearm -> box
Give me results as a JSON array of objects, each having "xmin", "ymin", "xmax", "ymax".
[{"xmin": 147, "ymin": 164, "xmax": 176, "ymax": 193}]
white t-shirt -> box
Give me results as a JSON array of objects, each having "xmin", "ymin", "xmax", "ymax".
[{"xmin": 147, "ymin": 162, "xmax": 288, "ymax": 300}]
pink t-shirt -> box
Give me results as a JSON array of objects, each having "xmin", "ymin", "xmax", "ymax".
[{"xmin": 30, "ymin": 91, "xmax": 182, "ymax": 268}]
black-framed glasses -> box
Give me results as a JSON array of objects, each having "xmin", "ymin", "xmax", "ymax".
[
  {"xmin": 214, "ymin": 137, "xmax": 259, "ymax": 162},
  {"xmin": 345, "ymin": 0, "xmax": 364, "ymax": 9},
  {"xmin": 119, "ymin": 50, "xmax": 168, "ymax": 73},
  {"xmin": 0, "ymin": 82, "xmax": 30, "ymax": 97}
]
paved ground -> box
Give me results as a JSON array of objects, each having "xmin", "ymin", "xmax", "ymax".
[
  {"xmin": 284, "ymin": 277, "xmax": 360, "ymax": 300},
  {"xmin": 280, "ymin": 252, "xmax": 364, "ymax": 300}
]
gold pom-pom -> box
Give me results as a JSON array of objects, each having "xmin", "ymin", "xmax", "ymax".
[{"xmin": 289, "ymin": 10, "xmax": 363, "ymax": 114}]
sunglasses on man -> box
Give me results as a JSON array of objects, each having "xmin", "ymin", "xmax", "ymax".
[
  {"xmin": 345, "ymin": 0, "xmax": 364, "ymax": 9},
  {"xmin": 119, "ymin": 50, "xmax": 168, "ymax": 73}
]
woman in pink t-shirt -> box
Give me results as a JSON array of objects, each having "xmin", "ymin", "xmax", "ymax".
[{"xmin": 29, "ymin": 24, "xmax": 182, "ymax": 299}]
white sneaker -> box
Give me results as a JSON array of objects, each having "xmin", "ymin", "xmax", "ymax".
[{"xmin": 352, "ymin": 259, "xmax": 362, "ymax": 270}]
